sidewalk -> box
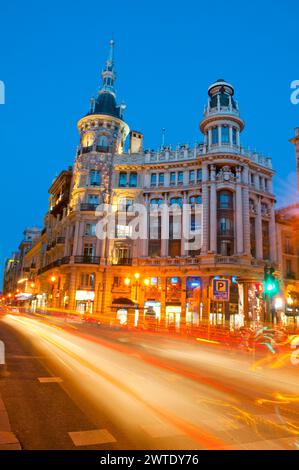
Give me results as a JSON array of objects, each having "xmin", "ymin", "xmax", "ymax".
[{"xmin": 0, "ymin": 389, "xmax": 21, "ymax": 450}]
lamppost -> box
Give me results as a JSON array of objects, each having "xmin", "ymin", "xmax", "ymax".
[{"xmin": 49, "ymin": 275, "xmax": 57, "ymax": 309}]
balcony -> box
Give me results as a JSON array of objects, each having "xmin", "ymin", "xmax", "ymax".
[
  {"xmin": 61, "ymin": 256, "xmax": 70, "ymax": 265},
  {"xmin": 96, "ymin": 145, "xmax": 109, "ymax": 153},
  {"xmin": 80, "ymin": 203, "xmax": 98, "ymax": 212},
  {"xmin": 74, "ymin": 256, "xmax": 100, "ymax": 264},
  {"xmin": 112, "ymin": 258, "xmax": 132, "ymax": 266}
]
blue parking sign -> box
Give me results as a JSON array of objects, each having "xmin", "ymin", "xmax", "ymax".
[{"xmin": 212, "ymin": 278, "xmax": 230, "ymax": 301}]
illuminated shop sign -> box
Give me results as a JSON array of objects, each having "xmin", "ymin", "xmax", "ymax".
[{"xmin": 75, "ymin": 290, "xmax": 95, "ymax": 301}]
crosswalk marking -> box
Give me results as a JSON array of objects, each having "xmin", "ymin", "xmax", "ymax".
[
  {"xmin": 38, "ymin": 377, "xmax": 63, "ymax": 383},
  {"xmin": 68, "ymin": 429, "xmax": 117, "ymax": 447}
]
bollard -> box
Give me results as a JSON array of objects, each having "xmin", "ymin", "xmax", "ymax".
[{"xmin": 0, "ymin": 340, "xmax": 7, "ymax": 376}]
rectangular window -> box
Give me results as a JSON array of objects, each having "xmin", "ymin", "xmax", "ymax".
[
  {"xmin": 83, "ymin": 243, "xmax": 95, "ymax": 257},
  {"xmin": 129, "ymin": 172, "xmax": 137, "ymax": 187},
  {"xmin": 90, "ymin": 170, "xmax": 101, "ymax": 186},
  {"xmin": 232, "ymin": 128, "xmax": 237, "ymax": 145},
  {"xmin": 80, "ymin": 273, "xmax": 95, "ymax": 288},
  {"xmin": 119, "ymin": 172, "xmax": 127, "ymax": 187},
  {"xmin": 116, "ymin": 225, "xmax": 132, "ymax": 238},
  {"xmin": 178, "ymin": 171, "xmax": 184, "ymax": 183},
  {"xmin": 85, "ymin": 223, "xmax": 96, "ymax": 236},
  {"xmin": 222, "ymin": 126, "xmax": 229, "ymax": 144},
  {"xmin": 87, "ymin": 194, "xmax": 99, "ymax": 205},
  {"xmin": 151, "ymin": 173, "xmax": 157, "ymax": 186},
  {"xmin": 197, "ymin": 169, "xmax": 202, "ymax": 181},
  {"xmin": 113, "ymin": 276, "xmax": 121, "ymax": 287},
  {"xmin": 212, "ymin": 127, "xmax": 218, "ymax": 144},
  {"xmin": 158, "ymin": 173, "xmax": 164, "ymax": 185},
  {"xmin": 170, "ymin": 172, "xmax": 176, "ymax": 184},
  {"xmin": 189, "ymin": 170, "xmax": 195, "ymax": 182}
]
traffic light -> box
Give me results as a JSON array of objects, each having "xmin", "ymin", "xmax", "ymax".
[{"xmin": 263, "ymin": 267, "xmax": 279, "ymax": 297}]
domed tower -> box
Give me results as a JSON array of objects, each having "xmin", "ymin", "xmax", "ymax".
[
  {"xmin": 200, "ymin": 79, "xmax": 244, "ymax": 153},
  {"xmin": 71, "ymin": 40, "xmax": 130, "ymax": 210}
]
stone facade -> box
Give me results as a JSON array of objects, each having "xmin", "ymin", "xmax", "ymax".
[{"xmin": 3, "ymin": 43, "xmax": 285, "ymax": 328}]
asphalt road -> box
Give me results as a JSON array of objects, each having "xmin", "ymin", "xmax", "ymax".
[{"xmin": 0, "ymin": 312, "xmax": 298, "ymax": 450}]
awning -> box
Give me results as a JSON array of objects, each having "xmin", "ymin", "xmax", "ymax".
[{"xmin": 111, "ymin": 298, "xmax": 138, "ymax": 309}]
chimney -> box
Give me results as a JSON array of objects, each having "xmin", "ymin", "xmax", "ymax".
[{"xmin": 129, "ymin": 131, "xmax": 143, "ymax": 154}]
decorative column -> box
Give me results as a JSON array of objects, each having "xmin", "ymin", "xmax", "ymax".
[
  {"xmin": 208, "ymin": 128, "xmax": 212, "ymax": 149},
  {"xmin": 235, "ymin": 167, "xmax": 244, "ymax": 254},
  {"xmin": 218, "ymin": 126, "xmax": 222, "ymax": 145},
  {"xmin": 64, "ymin": 224, "xmax": 71, "ymax": 256},
  {"xmin": 180, "ymin": 277, "xmax": 187, "ymax": 329},
  {"xmin": 161, "ymin": 193, "xmax": 169, "ymax": 256},
  {"xmin": 201, "ymin": 277, "xmax": 210, "ymax": 323},
  {"xmin": 229, "ymin": 126, "xmax": 233, "ymax": 146},
  {"xmin": 68, "ymin": 268, "xmax": 77, "ymax": 311},
  {"xmin": 255, "ymin": 198, "xmax": 263, "ymax": 259},
  {"xmin": 160, "ymin": 275, "xmax": 167, "ymax": 326},
  {"xmin": 141, "ymin": 194, "xmax": 149, "ymax": 257},
  {"xmin": 269, "ymin": 203, "xmax": 277, "ymax": 263},
  {"xmin": 209, "ymin": 165, "xmax": 217, "ymax": 253},
  {"xmin": 72, "ymin": 220, "xmax": 80, "ymax": 256},
  {"xmin": 181, "ymin": 192, "xmax": 187, "ymax": 256},
  {"xmin": 242, "ymin": 167, "xmax": 251, "ymax": 256},
  {"xmin": 201, "ymin": 163, "xmax": 209, "ymax": 254}
]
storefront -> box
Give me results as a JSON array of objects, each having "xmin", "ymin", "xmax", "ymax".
[
  {"xmin": 186, "ymin": 277, "xmax": 201, "ymax": 326},
  {"xmin": 165, "ymin": 303, "xmax": 181, "ymax": 330},
  {"xmin": 75, "ymin": 290, "xmax": 95, "ymax": 313},
  {"xmin": 112, "ymin": 298, "xmax": 139, "ymax": 326}
]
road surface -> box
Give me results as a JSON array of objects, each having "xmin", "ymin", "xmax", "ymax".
[{"xmin": 0, "ymin": 312, "xmax": 298, "ymax": 450}]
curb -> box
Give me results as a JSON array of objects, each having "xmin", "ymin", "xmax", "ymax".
[{"xmin": 0, "ymin": 395, "xmax": 21, "ymax": 450}]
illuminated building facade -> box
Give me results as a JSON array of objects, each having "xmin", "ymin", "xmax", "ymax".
[
  {"xmin": 3, "ymin": 41, "xmax": 281, "ymax": 327},
  {"xmin": 275, "ymin": 128, "xmax": 299, "ymax": 326}
]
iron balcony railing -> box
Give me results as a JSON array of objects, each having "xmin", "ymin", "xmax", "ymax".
[
  {"xmin": 74, "ymin": 256, "xmax": 100, "ymax": 264},
  {"xmin": 112, "ymin": 258, "xmax": 133, "ymax": 266},
  {"xmin": 80, "ymin": 203, "xmax": 98, "ymax": 212}
]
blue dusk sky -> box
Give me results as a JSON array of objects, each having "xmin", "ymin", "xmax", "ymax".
[{"xmin": 0, "ymin": 0, "xmax": 298, "ymax": 282}]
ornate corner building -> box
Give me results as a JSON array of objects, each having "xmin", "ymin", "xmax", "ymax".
[{"xmin": 4, "ymin": 40, "xmax": 293, "ymax": 329}]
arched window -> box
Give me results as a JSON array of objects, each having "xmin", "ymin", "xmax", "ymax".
[
  {"xmin": 189, "ymin": 195, "xmax": 202, "ymax": 207},
  {"xmin": 82, "ymin": 132, "xmax": 94, "ymax": 148},
  {"xmin": 97, "ymin": 135, "xmax": 109, "ymax": 151},
  {"xmin": 150, "ymin": 198, "xmax": 163, "ymax": 208},
  {"xmin": 170, "ymin": 197, "xmax": 182, "ymax": 207},
  {"xmin": 219, "ymin": 191, "xmax": 233, "ymax": 209}
]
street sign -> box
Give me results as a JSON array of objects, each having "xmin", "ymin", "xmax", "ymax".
[{"xmin": 212, "ymin": 278, "xmax": 230, "ymax": 301}]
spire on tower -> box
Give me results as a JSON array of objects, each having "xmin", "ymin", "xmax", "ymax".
[{"xmin": 99, "ymin": 39, "xmax": 116, "ymax": 97}]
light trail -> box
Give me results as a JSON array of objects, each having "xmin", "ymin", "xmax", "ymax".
[{"xmin": 2, "ymin": 313, "xmax": 299, "ymax": 450}]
